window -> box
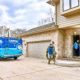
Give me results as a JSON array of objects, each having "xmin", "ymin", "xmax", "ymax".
[
  {"xmin": 63, "ymin": 0, "xmax": 79, "ymax": 11},
  {"xmin": 71, "ymin": 0, "xmax": 79, "ymax": 8},
  {"xmin": 63, "ymin": 0, "xmax": 70, "ymax": 11}
]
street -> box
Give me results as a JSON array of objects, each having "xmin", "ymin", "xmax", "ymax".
[{"xmin": 0, "ymin": 57, "xmax": 80, "ymax": 80}]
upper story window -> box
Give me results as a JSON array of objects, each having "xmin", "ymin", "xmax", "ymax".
[{"xmin": 63, "ymin": 0, "xmax": 79, "ymax": 11}]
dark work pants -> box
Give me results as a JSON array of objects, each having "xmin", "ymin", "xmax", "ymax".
[
  {"xmin": 75, "ymin": 49, "xmax": 79, "ymax": 56},
  {"xmin": 48, "ymin": 56, "xmax": 51, "ymax": 64},
  {"xmin": 48, "ymin": 54, "xmax": 55, "ymax": 64}
]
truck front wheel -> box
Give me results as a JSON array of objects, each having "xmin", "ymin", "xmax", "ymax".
[{"xmin": 14, "ymin": 57, "xmax": 17, "ymax": 60}]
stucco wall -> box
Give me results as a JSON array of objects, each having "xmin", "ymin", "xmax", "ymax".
[
  {"xmin": 64, "ymin": 28, "xmax": 80, "ymax": 58},
  {"xmin": 56, "ymin": 30, "xmax": 65, "ymax": 59},
  {"xmin": 57, "ymin": 0, "xmax": 80, "ymax": 28},
  {"xmin": 56, "ymin": 28, "xmax": 80, "ymax": 59}
]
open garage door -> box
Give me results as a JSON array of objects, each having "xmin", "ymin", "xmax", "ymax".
[{"xmin": 28, "ymin": 41, "xmax": 50, "ymax": 59}]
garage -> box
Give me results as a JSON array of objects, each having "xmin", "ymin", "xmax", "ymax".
[
  {"xmin": 28, "ymin": 41, "xmax": 50, "ymax": 59},
  {"xmin": 19, "ymin": 23, "xmax": 56, "ymax": 58}
]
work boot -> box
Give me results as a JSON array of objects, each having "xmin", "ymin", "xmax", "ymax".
[{"xmin": 48, "ymin": 60, "xmax": 50, "ymax": 64}]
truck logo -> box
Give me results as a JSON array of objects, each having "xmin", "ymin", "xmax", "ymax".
[{"xmin": 17, "ymin": 44, "xmax": 22, "ymax": 50}]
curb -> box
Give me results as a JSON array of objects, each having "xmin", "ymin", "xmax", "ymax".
[{"xmin": 55, "ymin": 60, "xmax": 80, "ymax": 67}]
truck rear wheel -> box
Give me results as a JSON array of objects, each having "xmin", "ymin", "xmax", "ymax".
[{"xmin": 14, "ymin": 57, "xmax": 17, "ymax": 60}]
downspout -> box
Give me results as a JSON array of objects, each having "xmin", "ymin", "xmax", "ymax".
[
  {"xmin": 55, "ymin": 3, "xmax": 58, "ymax": 27},
  {"xmin": 55, "ymin": 3, "xmax": 60, "ymax": 59}
]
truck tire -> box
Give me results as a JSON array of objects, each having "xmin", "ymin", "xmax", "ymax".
[{"xmin": 14, "ymin": 57, "xmax": 17, "ymax": 60}]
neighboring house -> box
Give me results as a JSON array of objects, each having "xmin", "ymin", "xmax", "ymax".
[
  {"xmin": 18, "ymin": 0, "xmax": 80, "ymax": 60},
  {"xmin": 0, "ymin": 26, "xmax": 26, "ymax": 38},
  {"xmin": 11, "ymin": 29, "xmax": 27, "ymax": 37},
  {"xmin": 0, "ymin": 26, "xmax": 10, "ymax": 37}
]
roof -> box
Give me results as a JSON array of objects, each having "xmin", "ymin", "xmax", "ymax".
[
  {"xmin": 47, "ymin": 0, "xmax": 55, "ymax": 6},
  {"xmin": 47, "ymin": 0, "xmax": 59, "ymax": 6},
  {"xmin": 19, "ymin": 22, "xmax": 56, "ymax": 37}
]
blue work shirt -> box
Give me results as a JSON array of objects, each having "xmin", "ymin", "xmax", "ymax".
[
  {"xmin": 48, "ymin": 46, "xmax": 53, "ymax": 56},
  {"xmin": 73, "ymin": 42, "xmax": 80, "ymax": 50}
]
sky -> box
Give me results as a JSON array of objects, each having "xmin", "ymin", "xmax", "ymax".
[{"xmin": 0, "ymin": 0, "xmax": 55, "ymax": 30}]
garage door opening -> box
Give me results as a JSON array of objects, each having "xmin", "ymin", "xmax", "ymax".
[{"xmin": 28, "ymin": 41, "xmax": 50, "ymax": 59}]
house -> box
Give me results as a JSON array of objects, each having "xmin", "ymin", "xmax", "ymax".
[
  {"xmin": 0, "ymin": 26, "xmax": 10, "ymax": 37},
  {"xmin": 19, "ymin": 0, "xmax": 80, "ymax": 60},
  {"xmin": 11, "ymin": 29, "xmax": 27, "ymax": 37}
]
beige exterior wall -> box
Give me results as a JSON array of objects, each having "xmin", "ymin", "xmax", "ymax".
[
  {"xmin": 57, "ymin": 0, "xmax": 80, "ymax": 28},
  {"xmin": 22, "ymin": 30, "xmax": 59, "ymax": 57}
]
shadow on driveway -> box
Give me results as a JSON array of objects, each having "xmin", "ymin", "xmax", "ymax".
[
  {"xmin": 0, "ymin": 77, "xmax": 4, "ymax": 80},
  {"xmin": 0, "ymin": 58, "xmax": 23, "ymax": 62}
]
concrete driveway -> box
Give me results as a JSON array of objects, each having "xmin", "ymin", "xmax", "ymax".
[{"xmin": 0, "ymin": 57, "xmax": 80, "ymax": 80}]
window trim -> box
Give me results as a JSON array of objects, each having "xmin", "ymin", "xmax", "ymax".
[{"xmin": 63, "ymin": 0, "xmax": 79, "ymax": 12}]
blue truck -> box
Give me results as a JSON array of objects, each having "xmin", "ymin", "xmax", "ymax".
[{"xmin": 0, "ymin": 37, "xmax": 23, "ymax": 60}]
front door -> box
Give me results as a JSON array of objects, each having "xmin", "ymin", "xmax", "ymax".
[{"xmin": 73, "ymin": 35, "xmax": 80, "ymax": 57}]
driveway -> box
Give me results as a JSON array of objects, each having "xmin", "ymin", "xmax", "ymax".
[{"xmin": 0, "ymin": 57, "xmax": 80, "ymax": 80}]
